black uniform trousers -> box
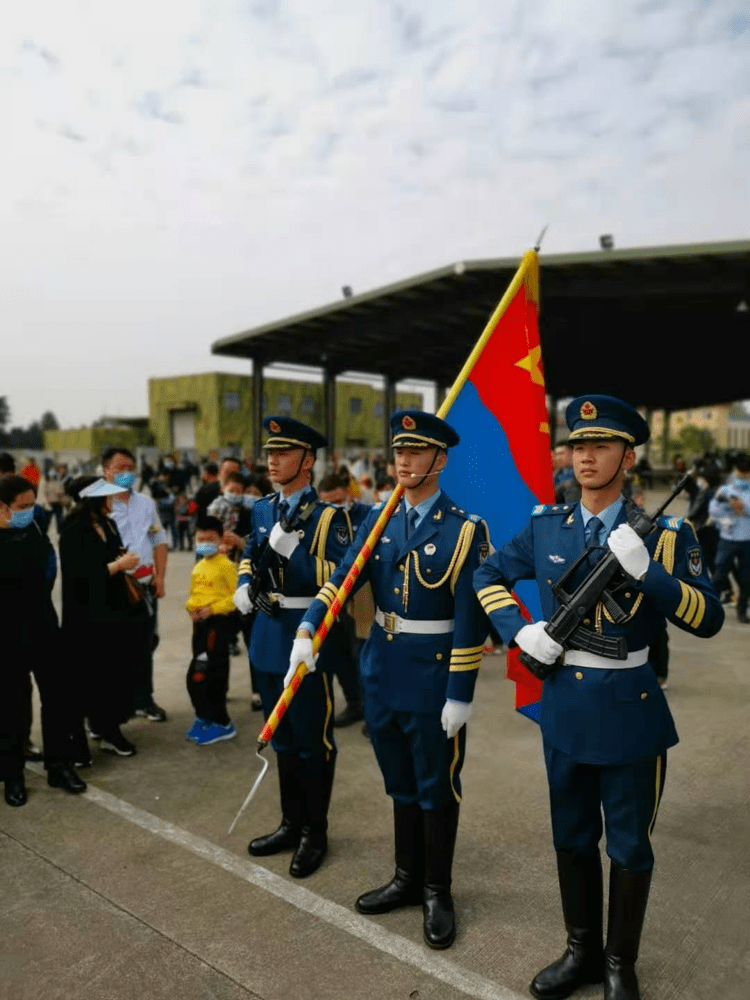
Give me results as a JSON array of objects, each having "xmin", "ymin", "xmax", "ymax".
[{"xmin": 186, "ymin": 615, "xmax": 234, "ymax": 725}]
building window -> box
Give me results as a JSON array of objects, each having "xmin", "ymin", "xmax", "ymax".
[
  {"xmin": 277, "ymin": 394, "xmax": 292, "ymax": 415},
  {"xmin": 300, "ymin": 395, "xmax": 316, "ymax": 415},
  {"xmin": 373, "ymin": 402, "xmax": 384, "ymax": 418},
  {"xmin": 223, "ymin": 392, "xmax": 240, "ymax": 411},
  {"xmin": 349, "ymin": 397, "xmax": 362, "ymax": 415}
]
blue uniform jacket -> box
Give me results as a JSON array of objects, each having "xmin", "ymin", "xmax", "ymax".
[
  {"xmin": 303, "ymin": 491, "xmax": 491, "ymax": 713},
  {"xmin": 238, "ymin": 488, "xmax": 351, "ymax": 675},
  {"xmin": 474, "ymin": 501, "xmax": 724, "ymax": 764}
]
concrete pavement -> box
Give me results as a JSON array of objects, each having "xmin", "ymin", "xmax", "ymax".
[{"xmin": 2, "ymin": 515, "xmax": 749, "ymax": 1000}]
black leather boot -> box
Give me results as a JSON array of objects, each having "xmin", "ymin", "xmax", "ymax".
[
  {"xmin": 356, "ymin": 801, "xmax": 424, "ymax": 914},
  {"xmin": 422, "ymin": 801, "xmax": 459, "ymax": 949},
  {"xmin": 47, "ymin": 764, "xmax": 87, "ymax": 794},
  {"xmin": 530, "ymin": 851, "xmax": 604, "ymax": 1000},
  {"xmin": 290, "ymin": 755, "xmax": 335, "ymax": 878},
  {"xmin": 249, "ymin": 752, "xmax": 303, "ymax": 856},
  {"xmin": 4, "ymin": 776, "xmax": 27, "ymax": 807},
  {"xmin": 603, "ymin": 864, "xmax": 652, "ymax": 1000}
]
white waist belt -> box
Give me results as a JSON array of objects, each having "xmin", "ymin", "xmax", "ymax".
[
  {"xmin": 564, "ymin": 648, "xmax": 649, "ymax": 670},
  {"xmin": 269, "ymin": 593, "xmax": 313, "ymax": 610},
  {"xmin": 375, "ymin": 609, "xmax": 454, "ymax": 635}
]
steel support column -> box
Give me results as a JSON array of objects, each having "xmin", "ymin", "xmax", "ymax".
[
  {"xmin": 324, "ymin": 368, "xmax": 337, "ymax": 463},
  {"xmin": 252, "ymin": 357, "xmax": 265, "ymax": 463},
  {"xmin": 383, "ymin": 376, "xmax": 397, "ymax": 455}
]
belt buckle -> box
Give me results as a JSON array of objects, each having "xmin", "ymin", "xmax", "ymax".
[{"xmin": 383, "ymin": 612, "xmax": 399, "ymax": 634}]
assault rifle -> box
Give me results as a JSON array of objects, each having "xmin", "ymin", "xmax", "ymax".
[
  {"xmin": 519, "ymin": 474, "xmax": 691, "ymax": 680},
  {"xmin": 247, "ymin": 498, "xmax": 317, "ymax": 618}
]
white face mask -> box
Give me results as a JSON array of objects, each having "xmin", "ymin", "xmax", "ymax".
[{"xmin": 223, "ymin": 490, "xmax": 243, "ymax": 505}]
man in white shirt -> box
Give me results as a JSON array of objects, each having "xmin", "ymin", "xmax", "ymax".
[{"xmin": 103, "ymin": 446, "xmax": 169, "ymax": 722}]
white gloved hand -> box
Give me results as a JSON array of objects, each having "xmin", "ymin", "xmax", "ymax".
[
  {"xmin": 607, "ymin": 523, "xmax": 650, "ymax": 580},
  {"xmin": 515, "ymin": 622, "xmax": 563, "ymax": 665},
  {"xmin": 233, "ymin": 583, "xmax": 254, "ymax": 615},
  {"xmin": 269, "ymin": 521, "xmax": 300, "ymax": 559},
  {"xmin": 441, "ymin": 699, "xmax": 472, "ymax": 739},
  {"xmin": 283, "ymin": 633, "xmax": 318, "ymax": 688}
]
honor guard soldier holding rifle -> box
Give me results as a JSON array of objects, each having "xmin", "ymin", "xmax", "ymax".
[
  {"xmin": 474, "ymin": 396, "xmax": 723, "ymax": 1000},
  {"xmin": 290, "ymin": 411, "xmax": 491, "ymax": 949},
  {"xmin": 233, "ymin": 417, "xmax": 351, "ymax": 878}
]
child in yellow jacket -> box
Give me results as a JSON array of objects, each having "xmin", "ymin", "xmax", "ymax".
[{"xmin": 185, "ymin": 517, "xmax": 239, "ymax": 744}]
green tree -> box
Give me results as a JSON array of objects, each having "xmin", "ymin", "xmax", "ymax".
[
  {"xmin": 40, "ymin": 411, "xmax": 59, "ymax": 431},
  {"xmin": 668, "ymin": 425, "xmax": 716, "ymax": 462},
  {"xmin": 0, "ymin": 396, "xmax": 9, "ymax": 445}
]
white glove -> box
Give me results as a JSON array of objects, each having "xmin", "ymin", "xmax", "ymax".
[
  {"xmin": 283, "ymin": 633, "xmax": 318, "ymax": 687},
  {"xmin": 441, "ymin": 699, "xmax": 472, "ymax": 739},
  {"xmin": 607, "ymin": 524, "xmax": 650, "ymax": 580},
  {"xmin": 515, "ymin": 622, "xmax": 563, "ymax": 665},
  {"xmin": 233, "ymin": 583, "xmax": 254, "ymax": 615},
  {"xmin": 269, "ymin": 521, "xmax": 300, "ymax": 559}
]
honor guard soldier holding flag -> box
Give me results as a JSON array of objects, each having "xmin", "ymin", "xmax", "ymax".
[
  {"xmin": 474, "ymin": 396, "xmax": 724, "ymax": 1000},
  {"xmin": 233, "ymin": 417, "xmax": 351, "ymax": 878},
  {"xmin": 289, "ymin": 411, "xmax": 491, "ymax": 949}
]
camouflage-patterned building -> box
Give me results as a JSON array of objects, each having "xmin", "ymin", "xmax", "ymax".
[{"xmin": 148, "ymin": 372, "xmax": 421, "ymax": 454}]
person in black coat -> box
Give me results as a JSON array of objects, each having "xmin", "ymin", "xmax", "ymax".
[
  {"xmin": 60, "ymin": 477, "xmax": 147, "ymax": 760},
  {"xmin": 0, "ymin": 475, "xmax": 86, "ymax": 806}
]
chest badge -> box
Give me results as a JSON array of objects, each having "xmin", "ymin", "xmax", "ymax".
[
  {"xmin": 259, "ymin": 526, "xmax": 267, "ymax": 534},
  {"xmin": 381, "ymin": 536, "xmax": 392, "ymax": 544},
  {"xmin": 424, "ymin": 543, "xmax": 436, "ymax": 556},
  {"xmin": 548, "ymin": 554, "xmax": 566, "ymax": 564},
  {"xmin": 335, "ymin": 525, "xmax": 349, "ymax": 545}
]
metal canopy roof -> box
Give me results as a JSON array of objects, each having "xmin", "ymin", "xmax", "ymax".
[{"xmin": 212, "ymin": 240, "xmax": 750, "ymax": 410}]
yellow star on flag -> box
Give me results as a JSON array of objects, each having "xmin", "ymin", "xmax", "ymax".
[{"xmin": 515, "ymin": 345, "xmax": 544, "ymax": 386}]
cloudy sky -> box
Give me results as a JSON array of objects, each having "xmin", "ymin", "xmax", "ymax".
[{"xmin": 2, "ymin": 0, "xmax": 749, "ymax": 428}]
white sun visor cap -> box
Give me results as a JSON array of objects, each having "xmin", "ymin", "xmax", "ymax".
[{"xmin": 78, "ymin": 478, "xmax": 126, "ymax": 498}]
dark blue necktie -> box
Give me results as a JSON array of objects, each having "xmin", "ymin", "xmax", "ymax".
[
  {"xmin": 586, "ymin": 515, "xmax": 603, "ymax": 548},
  {"xmin": 406, "ymin": 508, "xmax": 419, "ymax": 538},
  {"xmin": 279, "ymin": 500, "xmax": 289, "ymax": 524}
]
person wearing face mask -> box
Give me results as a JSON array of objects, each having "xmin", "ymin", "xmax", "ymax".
[
  {"xmin": 374, "ymin": 474, "xmax": 397, "ymax": 506},
  {"xmin": 0, "ymin": 475, "xmax": 86, "ymax": 805},
  {"xmin": 61, "ymin": 477, "xmax": 145, "ymax": 759},
  {"xmin": 103, "ymin": 446, "xmax": 169, "ymax": 723},
  {"xmin": 207, "ymin": 470, "xmax": 248, "ymax": 561},
  {"xmin": 709, "ymin": 453, "xmax": 750, "ymax": 624},
  {"xmin": 184, "ymin": 517, "xmax": 240, "ymax": 744}
]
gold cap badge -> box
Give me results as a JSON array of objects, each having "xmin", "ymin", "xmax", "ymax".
[
  {"xmin": 269, "ymin": 420, "xmax": 281, "ymax": 433},
  {"xmin": 402, "ymin": 415, "xmax": 417, "ymax": 430},
  {"xmin": 580, "ymin": 401, "xmax": 597, "ymax": 420}
]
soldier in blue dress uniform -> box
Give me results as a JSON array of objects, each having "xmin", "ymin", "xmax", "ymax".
[
  {"xmin": 233, "ymin": 417, "xmax": 351, "ymax": 878},
  {"xmin": 474, "ymin": 396, "xmax": 724, "ymax": 1000},
  {"xmin": 289, "ymin": 410, "xmax": 491, "ymax": 949}
]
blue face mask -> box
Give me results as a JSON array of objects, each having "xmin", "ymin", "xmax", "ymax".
[
  {"xmin": 114, "ymin": 472, "xmax": 137, "ymax": 490},
  {"xmin": 733, "ymin": 478, "xmax": 747, "ymax": 490},
  {"xmin": 9, "ymin": 508, "xmax": 35, "ymax": 529},
  {"xmin": 223, "ymin": 491, "xmax": 243, "ymax": 505},
  {"xmin": 195, "ymin": 542, "xmax": 219, "ymax": 558},
  {"xmin": 242, "ymin": 494, "xmax": 257, "ymax": 509}
]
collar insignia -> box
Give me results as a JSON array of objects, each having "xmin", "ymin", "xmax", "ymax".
[{"xmin": 433, "ymin": 509, "xmax": 443, "ymax": 521}]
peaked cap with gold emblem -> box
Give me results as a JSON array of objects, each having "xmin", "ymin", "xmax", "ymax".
[
  {"xmin": 565, "ymin": 395, "xmax": 649, "ymax": 446},
  {"xmin": 262, "ymin": 416, "xmax": 327, "ymax": 451},
  {"xmin": 390, "ymin": 410, "xmax": 460, "ymax": 450}
]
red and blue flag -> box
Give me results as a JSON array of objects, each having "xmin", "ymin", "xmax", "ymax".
[{"xmin": 439, "ymin": 250, "xmax": 554, "ymax": 722}]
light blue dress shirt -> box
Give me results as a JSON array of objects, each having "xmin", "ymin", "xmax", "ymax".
[
  {"xmin": 580, "ymin": 496, "xmax": 624, "ymax": 544},
  {"xmin": 404, "ymin": 489, "xmax": 442, "ymax": 529}
]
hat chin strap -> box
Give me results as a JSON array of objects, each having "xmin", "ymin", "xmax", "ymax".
[
  {"xmin": 587, "ymin": 442, "xmax": 628, "ymax": 492},
  {"xmin": 277, "ymin": 449, "xmax": 309, "ymax": 488},
  {"xmin": 409, "ymin": 446, "xmax": 441, "ymax": 491}
]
